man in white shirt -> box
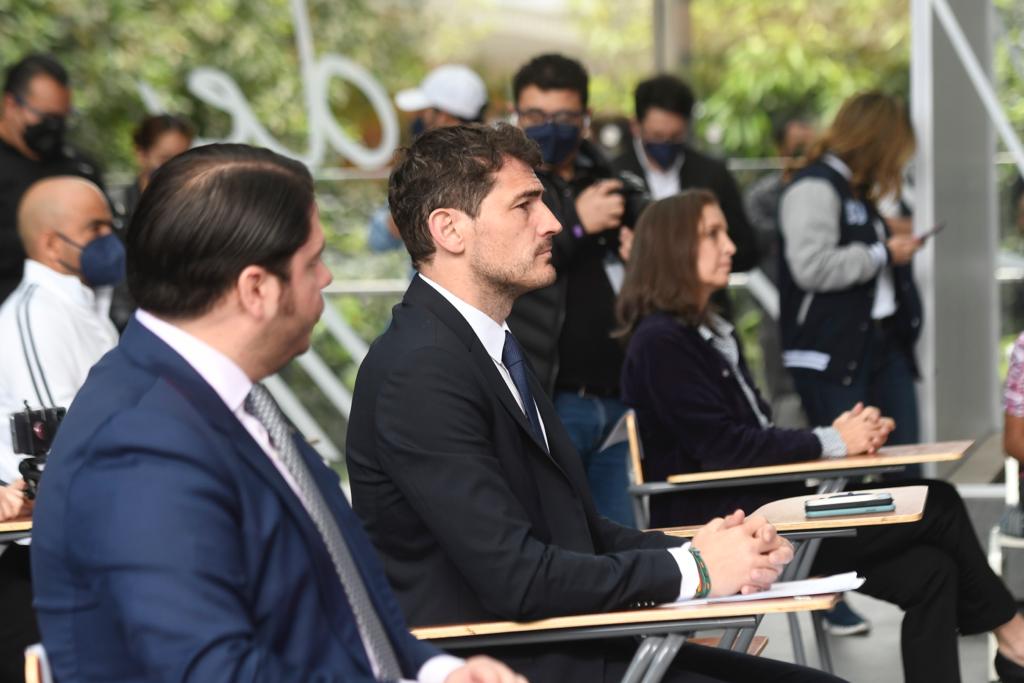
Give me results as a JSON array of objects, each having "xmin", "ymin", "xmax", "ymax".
[
  {"xmin": 0, "ymin": 176, "xmax": 119, "ymax": 483},
  {"xmin": 0, "ymin": 175, "xmax": 119, "ymax": 681},
  {"xmin": 347, "ymin": 123, "xmax": 842, "ymax": 683},
  {"xmin": 30, "ymin": 143, "xmax": 520, "ymax": 683}
]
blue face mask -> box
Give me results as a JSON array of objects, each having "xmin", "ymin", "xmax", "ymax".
[
  {"xmin": 57, "ymin": 232, "xmax": 126, "ymax": 287},
  {"xmin": 410, "ymin": 116, "xmax": 426, "ymax": 139},
  {"xmin": 643, "ymin": 141, "xmax": 684, "ymax": 169},
  {"xmin": 524, "ymin": 122, "xmax": 581, "ymax": 166}
]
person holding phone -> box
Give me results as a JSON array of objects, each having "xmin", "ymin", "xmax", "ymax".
[
  {"xmin": 778, "ymin": 92, "xmax": 924, "ymax": 459},
  {"xmin": 618, "ymin": 190, "xmax": 1024, "ymax": 683}
]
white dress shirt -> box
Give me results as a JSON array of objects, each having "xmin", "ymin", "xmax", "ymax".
[
  {"xmin": 136, "ymin": 310, "xmax": 462, "ymax": 683},
  {"xmin": 0, "ymin": 260, "xmax": 118, "ymax": 484},
  {"xmin": 418, "ymin": 274, "xmax": 702, "ymax": 600},
  {"xmin": 633, "ymin": 135, "xmax": 684, "ymax": 200}
]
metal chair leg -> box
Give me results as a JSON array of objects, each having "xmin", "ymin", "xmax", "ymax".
[
  {"xmin": 812, "ymin": 611, "xmax": 834, "ymax": 673},
  {"xmin": 621, "ymin": 636, "xmax": 662, "ymax": 683},
  {"xmin": 640, "ymin": 633, "xmax": 686, "ymax": 683},
  {"xmin": 788, "ymin": 612, "xmax": 807, "ymax": 666}
]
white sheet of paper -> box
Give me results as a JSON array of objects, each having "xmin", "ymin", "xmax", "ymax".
[{"xmin": 660, "ymin": 572, "xmax": 865, "ymax": 608}]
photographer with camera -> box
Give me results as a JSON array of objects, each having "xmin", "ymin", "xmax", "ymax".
[
  {"xmin": 507, "ymin": 54, "xmax": 645, "ymax": 526},
  {"xmin": 0, "ymin": 175, "xmax": 118, "ymax": 680}
]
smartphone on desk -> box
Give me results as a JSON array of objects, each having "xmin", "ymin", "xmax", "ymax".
[{"xmin": 804, "ymin": 491, "xmax": 895, "ymax": 518}]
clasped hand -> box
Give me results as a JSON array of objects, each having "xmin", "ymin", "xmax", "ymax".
[
  {"xmin": 691, "ymin": 510, "xmax": 793, "ymax": 598},
  {"xmin": 832, "ymin": 401, "xmax": 896, "ymax": 454}
]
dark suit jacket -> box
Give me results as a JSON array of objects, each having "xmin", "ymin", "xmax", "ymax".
[
  {"xmin": 612, "ymin": 143, "xmax": 759, "ymax": 272},
  {"xmin": 31, "ymin": 318, "xmax": 438, "ymax": 682},
  {"xmin": 620, "ymin": 312, "xmax": 821, "ymax": 527},
  {"xmin": 347, "ymin": 276, "xmax": 684, "ymax": 680}
]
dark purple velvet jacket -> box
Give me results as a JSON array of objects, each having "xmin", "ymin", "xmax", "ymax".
[{"xmin": 620, "ymin": 311, "xmax": 823, "ymax": 527}]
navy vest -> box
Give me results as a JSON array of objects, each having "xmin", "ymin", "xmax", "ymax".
[{"xmin": 778, "ymin": 160, "xmax": 921, "ymax": 384}]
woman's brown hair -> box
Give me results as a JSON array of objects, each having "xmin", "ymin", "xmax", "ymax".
[
  {"xmin": 615, "ymin": 189, "xmax": 719, "ymax": 340},
  {"xmin": 788, "ymin": 91, "xmax": 914, "ymax": 201}
]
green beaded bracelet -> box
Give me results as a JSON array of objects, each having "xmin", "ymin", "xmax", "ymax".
[{"xmin": 689, "ymin": 547, "xmax": 712, "ymax": 599}]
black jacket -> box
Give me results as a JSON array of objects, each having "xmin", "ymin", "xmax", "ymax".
[
  {"xmin": 621, "ymin": 312, "xmax": 821, "ymax": 527},
  {"xmin": 778, "ymin": 161, "xmax": 922, "ymax": 384},
  {"xmin": 0, "ymin": 139, "xmax": 104, "ymax": 302},
  {"xmin": 612, "ymin": 142, "xmax": 759, "ymax": 272},
  {"xmin": 507, "ymin": 140, "xmax": 624, "ymax": 394},
  {"xmin": 347, "ymin": 276, "xmax": 684, "ymax": 681}
]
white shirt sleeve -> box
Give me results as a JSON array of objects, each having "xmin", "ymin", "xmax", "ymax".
[
  {"xmin": 416, "ymin": 654, "xmax": 466, "ymax": 683},
  {"xmin": 667, "ymin": 543, "xmax": 702, "ymax": 600}
]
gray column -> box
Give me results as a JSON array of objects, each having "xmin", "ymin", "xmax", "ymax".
[{"xmin": 913, "ymin": 0, "xmax": 999, "ymax": 451}]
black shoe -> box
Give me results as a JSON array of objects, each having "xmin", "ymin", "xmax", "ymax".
[{"xmin": 995, "ymin": 652, "xmax": 1024, "ymax": 683}]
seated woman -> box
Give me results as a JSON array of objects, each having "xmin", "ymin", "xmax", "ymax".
[{"xmin": 618, "ymin": 190, "xmax": 1024, "ymax": 683}]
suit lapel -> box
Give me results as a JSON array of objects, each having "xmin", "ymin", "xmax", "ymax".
[
  {"xmin": 404, "ymin": 277, "xmax": 558, "ymax": 462},
  {"xmin": 120, "ymin": 321, "xmax": 385, "ymax": 675},
  {"xmin": 119, "ymin": 321, "xmax": 357, "ymax": 601}
]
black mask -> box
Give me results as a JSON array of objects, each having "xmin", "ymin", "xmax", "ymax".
[{"xmin": 23, "ymin": 114, "xmax": 66, "ymax": 161}]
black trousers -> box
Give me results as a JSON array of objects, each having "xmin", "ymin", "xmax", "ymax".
[
  {"xmin": 474, "ymin": 638, "xmax": 846, "ymax": 683},
  {"xmin": 0, "ymin": 545, "xmax": 38, "ymax": 683},
  {"xmin": 812, "ymin": 480, "xmax": 1015, "ymax": 683}
]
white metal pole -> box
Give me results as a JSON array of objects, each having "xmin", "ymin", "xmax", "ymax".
[
  {"xmin": 931, "ymin": 0, "xmax": 1024, "ymax": 177},
  {"xmin": 911, "ymin": 0, "xmax": 937, "ymax": 446}
]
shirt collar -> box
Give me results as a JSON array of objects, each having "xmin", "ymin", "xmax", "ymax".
[
  {"xmin": 697, "ymin": 312, "xmax": 734, "ymax": 342},
  {"xmin": 633, "ymin": 135, "xmax": 685, "ymax": 176},
  {"xmin": 22, "ymin": 259, "xmax": 102, "ymax": 311},
  {"xmin": 418, "ymin": 274, "xmax": 509, "ymax": 364},
  {"xmin": 823, "ymin": 153, "xmax": 852, "ymax": 181},
  {"xmin": 134, "ymin": 309, "xmax": 253, "ymax": 413}
]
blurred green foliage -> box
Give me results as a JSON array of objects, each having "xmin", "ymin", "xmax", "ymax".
[{"xmin": 0, "ymin": 0, "xmax": 426, "ymax": 173}]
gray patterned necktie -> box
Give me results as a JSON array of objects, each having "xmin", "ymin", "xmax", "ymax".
[{"xmin": 244, "ymin": 383, "xmax": 401, "ymax": 681}]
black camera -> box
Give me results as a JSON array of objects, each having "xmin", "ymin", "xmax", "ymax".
[
  {"xmin": 616, "ymin": 170, "xmax": 652, "ymax": 229},
  {"xmin": 9, "ymin": 403, "xmax": 65, "ymax": 499}
]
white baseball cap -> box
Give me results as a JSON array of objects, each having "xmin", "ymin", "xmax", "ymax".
[{"xmin": 394, "ymin": 64, "xmax": 488, "ymax": 122}]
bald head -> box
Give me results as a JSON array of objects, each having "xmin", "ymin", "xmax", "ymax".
[{"xmin": 16, "ymin": 176, "xmax": 113, "ymax": 278}]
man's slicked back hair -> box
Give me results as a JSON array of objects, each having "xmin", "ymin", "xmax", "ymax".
[
  {"xmin": 388, "ymin": 123, "xmax": 542, "ymax": 268},
  {"xmin": 126, "ymin": 143, "xmax": 314, "ymax": 319},
  {"xmin": 512, "ymin": 54, "xmax": 589, "ymax": 107}
]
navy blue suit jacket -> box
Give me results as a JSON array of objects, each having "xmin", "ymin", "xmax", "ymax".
[
  {"xmin": 31, "ymin": 318, "xmax": 439, "ymax": 682},
  {"xmin": 621, "ymin": 312, "xmax": 821, "ymax": 527}
]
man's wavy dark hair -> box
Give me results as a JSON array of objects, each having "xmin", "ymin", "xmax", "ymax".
[{"xmin": 388, "ymin": 123, "xmax": 542, "ymax": 268}]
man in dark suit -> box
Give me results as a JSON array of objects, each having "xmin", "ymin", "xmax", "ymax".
[
  {"xmin": 611, "ymin": 74, "xmax": 757, "ymax": 272},
  {"xmin": 30, "ymin": 143, "xmax": 522, "ymax": 683},
  {"xmin": 347, "ymin": 123, "xmax": 844, "ymax": 683}
]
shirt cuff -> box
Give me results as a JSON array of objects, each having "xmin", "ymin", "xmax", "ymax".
[
  {"xmin": 813, "ymin": 426, "xmax": 848, "ymax": 458},
  {"xmin": 667, "ymin": 542, "xmax": 701, "ymax": 600},
  {"xmin": 868, "ymin": 241, "xmax": 888, "ymax": 269},
  {"xmin": 417, "ymin": 654, "xmax": 465, "ymax": 683}
]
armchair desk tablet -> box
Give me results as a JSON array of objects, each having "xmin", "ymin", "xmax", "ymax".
[
  {"xmin": 413, "ymin": 594, "xmax": 838, "ymax": 683},
  {"xmin": 0, "ymin": 516, "xmax": 32, "ymax": 543}
]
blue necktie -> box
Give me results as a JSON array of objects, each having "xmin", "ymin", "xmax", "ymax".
[{"xmin": 502, "ymin": 331, "xmax": 548, "ymax": 453}]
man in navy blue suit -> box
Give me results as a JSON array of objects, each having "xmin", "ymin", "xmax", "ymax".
[{"xmin": 30, "ymin": 143, "xmax": 524, "ymax": 683}]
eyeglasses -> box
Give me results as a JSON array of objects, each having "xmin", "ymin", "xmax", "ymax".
[
  {"xmin": 515, "ymin": 108, "xmax": 587, "ymax": 128},
  {"xmin": 15, "ymin": 94, "xmax": 77, "ymax": 125}
]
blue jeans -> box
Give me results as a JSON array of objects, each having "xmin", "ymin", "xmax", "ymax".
[
  {"xmin": 792, "ymin": 325, "xmax": 920, "ymax": 477},
  {"xmin": 553, "ymin": 392, "xmax": 635, "ymax": 527}
]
